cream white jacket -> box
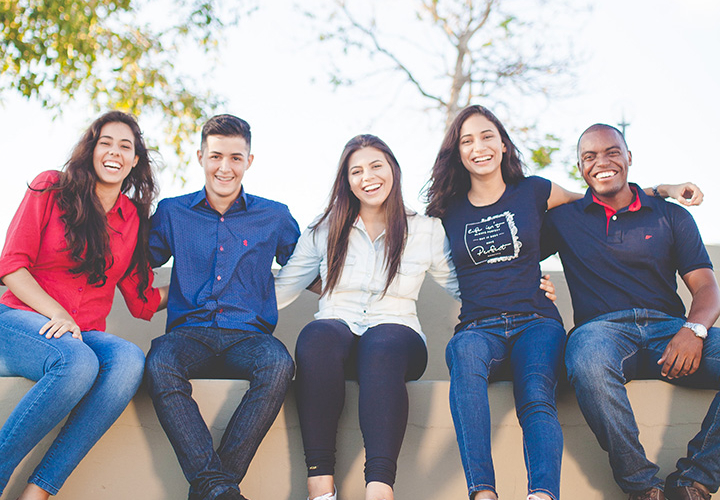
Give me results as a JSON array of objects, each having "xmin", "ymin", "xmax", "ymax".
[{"xmin": 275, "ymin": 213, "xmax": 459, "ymax": 342}]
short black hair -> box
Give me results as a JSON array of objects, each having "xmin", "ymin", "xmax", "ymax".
[
  {"xmin": 577, "ymin": 123, "xmax": 628, "ymax": 160},
  {"xmin": 201, "ymin": 114, "xmax": 251, "ymax": 151}
]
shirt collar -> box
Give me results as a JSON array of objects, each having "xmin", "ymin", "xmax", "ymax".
[
  {"xmin": 191, "ymin": 187, "xmax": 248, "ymax": 212},
  {"xmin": 107, "ymin": 192, "xmax": 133, "ymax": 221},
  {"xmin": 582, "ymin": 182, "xmax": 647, "ymax": 214},
  {"xmin": 352, "ymin": 215, "xmax": 386, "ymax": 240}
]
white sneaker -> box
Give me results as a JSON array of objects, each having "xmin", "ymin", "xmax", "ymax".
[
  {"xmin": 308, "ymin": 487, "xmax": 337, "ymax": 500},
  {"xmin": 527, "ymin": 495, "xmax": 546, "ymax": 500}
]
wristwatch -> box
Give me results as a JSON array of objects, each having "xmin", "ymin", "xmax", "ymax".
[{"xmin": 683, "ymin": 321, "xmax": 708, "ymax": 339}]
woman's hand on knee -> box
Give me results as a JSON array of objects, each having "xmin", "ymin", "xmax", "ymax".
[{"xmin": 40, "ymin": 311, "xmax": 82, "ymax": 340}]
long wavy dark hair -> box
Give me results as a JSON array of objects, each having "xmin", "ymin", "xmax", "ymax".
[
  {"xmin": 45, "ymin": 111, "xmax": 157, "ymax": 299},
  {"xmin": 313, "ymin": 134, "xmax": 409, "ymax": 297},
  {"xmin": 425, "ymin": 105, "xmax": 526, "ymax": 218}
]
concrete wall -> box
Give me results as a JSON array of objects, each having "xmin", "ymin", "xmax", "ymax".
[{"xmin": 1, "ymin": 246, "xmax": 719, "ymax": 500}]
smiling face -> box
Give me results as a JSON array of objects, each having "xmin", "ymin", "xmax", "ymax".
[
  {"xmin": 199, "ymin": 134, "xmax": 254, "ymax": 212},
  {"xmin": 92, "ymin": 121, "xmax": 138, "ymax": 191},
  {"xmin": 347, "ymin": 146, "xmax": 394, "ymax": 213},
  {"xmin": 458, "ymin": 113, "xmax": 507, "ymax": 181},
  {"xmin": 578, "ymin": 127, "xmax": 632, "ymax": 202}
]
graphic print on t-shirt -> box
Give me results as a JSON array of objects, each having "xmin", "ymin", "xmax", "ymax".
[{"xmin": 465, "ymin": 211, "xmax": 522, "ymax": 265}]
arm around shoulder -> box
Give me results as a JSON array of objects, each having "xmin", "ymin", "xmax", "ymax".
[
  {"xmin": 646, "ymin": 182, "xmax": 703, "ymax": 206},
  {"xmin": 275, "ymin": 225, "xmax": 323, "ymax": 309},
  {"xmin": 427, "ymin": 217, "xmax": 460, "ymax": 301},
  {"xmin": 118, "ymin": 265, "xmax": 163, "ymax": 320},
  {"xmin": 547, "ymin": 182, "xmax": 583, "ymax": 210}
]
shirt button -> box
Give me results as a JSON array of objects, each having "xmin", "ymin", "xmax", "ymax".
[
  {"xmin": 71, "ymin": 309, "xmax": 78, "ymax": 314},
  {"xmin": 218, "ymin": 308, "xmax": 224, "ymax": 313},
  {"xmin": 220, "ymin": 217, "xmax": 225, "ymax": 222},
  {"xmin": 217, "ymin": 275, "xmax": 222, "ymax": 281},
  {"xmin": 219, "ymin": 246, "xmax": 224, "ymax": 251},
  {"xmin": 612, "ymin": 215, "xmax": 617, "ymax": 221},
  {"xmin": 78, "ymin": 287, "xmax": 83, "ymax": 292}
]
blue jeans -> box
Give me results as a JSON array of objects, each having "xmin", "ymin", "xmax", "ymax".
[
  {"xmin": 0, "ymin": 304, "xmax": 145, "ymax": 496},
  {"xmin": 446, "ymin": 313, "xmax": 566, "ymax": 500},
  {"xmin": 144, "ymin": 326, "xmax": 294, "ymax": 500},
  {"xmin": 565, "ymin": 309, "xmax": 720, "ymax": 494}
]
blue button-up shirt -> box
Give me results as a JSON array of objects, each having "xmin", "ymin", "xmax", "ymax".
[{"xmin": 149, "ymin": 188, "xmax": 300, "ymax": 334}]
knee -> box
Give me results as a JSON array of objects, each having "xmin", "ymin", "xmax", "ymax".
[
  {"xmin": 514, "ymin": 373, "xmax": 559, "ymax": 422},
  {"xmin": 50, "ymin": 342, "xmax": 100, "ymax": 396},
  {"xmin": 565, "ymin": 339, "xmax": 615, "ymax": 391},
  {"xmin": 144, "ymin": 342, "xmax": 183, "ymax": 393},
  {"xmin": 445, "ymin": 332, "xmax": 489, "ymax": 375},
  {"xmin": 295, "ymin": 320, "xmax": 340, "ymax": 362},
  {"xmin": 105, "ymin": 341, "xmax": 146, "ymax": 388},
  {"xmin": 255, "ymin": 339, "xmax": 295, "ymax": 383}
]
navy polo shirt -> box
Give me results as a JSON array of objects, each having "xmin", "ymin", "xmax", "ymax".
[
  {"xmin": 149, "ymin": 188, "xmax": 300, "ymax": 334},
  {"xmin": 541, "ymin": 183, "xmax": 712, "ymax": 327}
]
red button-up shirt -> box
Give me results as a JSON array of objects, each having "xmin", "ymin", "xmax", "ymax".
[{"xmin": 0, "ymin": 171, "xmax": 160, "ymax": 331}]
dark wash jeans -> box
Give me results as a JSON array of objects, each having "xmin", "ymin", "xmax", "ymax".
[
  {"xmin": 566, "ymin": 309, "xmax": 720, "ymax": 494},
  {"xmin": 446, "ymin": 313, "xmax": 566, "ymax": 500},
  {"xmin": 145, "ymin": 326, "xmax": 294, "ymax": 500}
]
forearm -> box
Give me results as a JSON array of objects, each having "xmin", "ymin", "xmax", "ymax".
[
  {"xmin": 646, "ymin": 183, "xmax": 703, "ymax": 206},
  {"xmin": 685, "ymin": 281, "xmax": 720, "ymax": 329},
  {"xmin": 2, "ymin": 267, "xmax": 69, "ymax": 318}
]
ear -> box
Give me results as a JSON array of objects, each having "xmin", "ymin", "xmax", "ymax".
[
  {"xmin": 627, "ymin": 150, "xmax": 632, "ymax": 166},
  {"xmin": 246, "ymin": 154, "xmax": 254, "ymax": 170},
  {"xmin": 197, "ymin": 149, "xmax": 203, "ymax": 166},
  {"xmin": 132, "ymin": 155, "xmax": 139, "ymax": 168}
]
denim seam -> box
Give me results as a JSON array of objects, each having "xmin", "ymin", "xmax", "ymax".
[
  {"xmin": 29, "ymin": 475, "xmax": 60, "ymax": 496},
  {"xmin": 468, "ymin": 483, "xmax": 497, "ymax": 496},
  {"xmin": 528, "ymin": 487, "xmax": 556, "ymax": 500}
]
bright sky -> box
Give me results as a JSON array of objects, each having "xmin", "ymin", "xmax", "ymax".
[{"xmin": 1, "ymin": 0, "xmax": 719, "ymax": 250}]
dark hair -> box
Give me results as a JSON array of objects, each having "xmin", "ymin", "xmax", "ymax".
[
  {"xmin": 313, "ymin": 134, "xmax": 408, "ymax": 297},
  {"xmin": 425, "ymin": 105, "xmax": 525, "ymax": 218},
  {"xmin": 200, "ymin": 114, "xmax": 251, "ymax": 151},
  {"xmin": 576, "ymin": 123, "xmax": 628, "ymax": 159},
  {"xmin": 46, "ymin": 111, "xmax": 157, "ymax": 299}
]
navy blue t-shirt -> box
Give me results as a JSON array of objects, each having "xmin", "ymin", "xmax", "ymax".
[
  {"xmin": 442, "ymin": 176, "xmax": 562, "ymax": 330},
  {"xmin": 541, "ymin": 185, "xmax": 712, "ymax": 327}
]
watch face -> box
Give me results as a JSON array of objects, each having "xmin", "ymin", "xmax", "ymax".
[{"xmin": 685, "ymin": 322, "xmax": 708, "ymax": 338}]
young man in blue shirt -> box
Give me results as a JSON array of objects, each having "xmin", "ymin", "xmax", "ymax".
[
  {"xmin": 145, "ymin": 114, "xmax": 300, "ymax": 500},
  {"xmin": 542, "ymin": 124, "xmax": 720, "ymax": 500}
]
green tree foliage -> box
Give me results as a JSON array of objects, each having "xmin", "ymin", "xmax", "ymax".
[
  {"xmin": 305, "ymin": 0, "xmax": 587, "ymax": 172},
  {"xmin": 0, "ymin": 0, "xmax": 246, "ymax": 174}
]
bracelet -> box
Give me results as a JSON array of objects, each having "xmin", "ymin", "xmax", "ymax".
[{"xmin": 651, "ymin": 185, "xmax": 660, "ymax": 198}]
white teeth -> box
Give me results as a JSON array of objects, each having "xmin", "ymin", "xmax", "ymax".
[
  {"xmin": 104, "ymin": 161, "xmax": 121, "ymax": 169},
  {"xmin": 596, "ymin": 171, "xmax": 616, "ymax": 179},
  {"xmin": 363, "ymin": 183, "xmax": 381, "ymax": 192},
  {"xmin": 473, "ymin": 155, "xmax": 492, "ymax": 163}
]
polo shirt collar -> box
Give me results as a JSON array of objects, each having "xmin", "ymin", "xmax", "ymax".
[{"xmin": 581, "ymin": 182, "xmax": 649, "ymax": 214}]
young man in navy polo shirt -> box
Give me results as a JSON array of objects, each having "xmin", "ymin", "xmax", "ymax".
[
  {"xmin": 542, "ymin": 124, "xmax": 720, "ymax": 500},
  {"xmin": 144, "ymin": 115, "xmax": 300, "ymax": 500}
]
